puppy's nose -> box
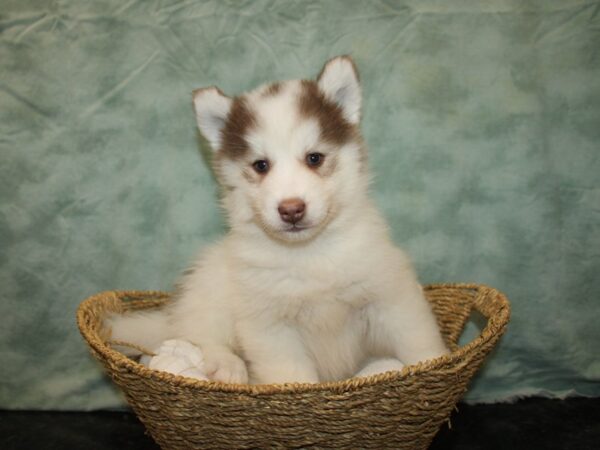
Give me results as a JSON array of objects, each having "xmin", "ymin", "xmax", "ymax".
[{"xmin": 278, "ymin": 198, "xmax": 306, "ymax": 224}]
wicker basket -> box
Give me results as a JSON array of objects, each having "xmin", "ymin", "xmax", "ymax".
[{"xmin": 77, "ymin": 283, "xmax": 509, "ymax": 449}]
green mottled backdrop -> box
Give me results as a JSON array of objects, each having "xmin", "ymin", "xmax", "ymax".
[{"xmin": 1, "ymin": 0, "xmax": 598, "ymax": 410}]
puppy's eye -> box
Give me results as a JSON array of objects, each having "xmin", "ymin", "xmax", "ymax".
[
  {"xmin": 306, "ymin": 152, "xmax": 324, "ymax": 168},
  {"xmin": 252, "ymin": 159, "xmax": 270, "ymax": 174}
]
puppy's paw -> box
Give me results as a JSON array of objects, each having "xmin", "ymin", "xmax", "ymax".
[
  {"xmin": 202, "ymin": 346, "xmax": 248, "ymax": 384},
  {"xmin": 355, "ymin": 358, "xmax": 405, "ymax": 378}
]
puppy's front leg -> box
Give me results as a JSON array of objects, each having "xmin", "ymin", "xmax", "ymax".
[
  {"xmin": 368, "ymin": 280, "xmax": 449, "ymax": 366},
  {"xmin": 240, "ymin": 323, "xmax": 319, "ymax": 384}
]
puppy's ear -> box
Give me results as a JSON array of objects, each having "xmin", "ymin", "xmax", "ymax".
[
  {"xmin": 317, "ymin": 56, "xmax": 361, "ymax": 124},
  {"xmin": 192, "ymin": 87, "xmax": 232, "ymax": 151}
]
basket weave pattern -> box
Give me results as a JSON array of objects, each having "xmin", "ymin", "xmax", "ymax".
[{"xmin": 77, "ymin": 284, "xmax": 509, "ymax": 449}]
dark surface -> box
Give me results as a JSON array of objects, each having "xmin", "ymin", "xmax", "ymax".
[
  {"xmin": 1, "ymin": 397, "xmax": 598, "ymax": 449},
  {"xmin": 429, "ymin": 397, "xmax": 600, "ymax": 450}
]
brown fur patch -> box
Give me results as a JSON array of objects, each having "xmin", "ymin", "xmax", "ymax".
[
  {"xmin": 298, "ymin": 80, "xmax": 356, "ymax": 145},
  {"xmin": 220, "ymin": 96, "xmax": 257, "ymax": 159},
  {"xmin": 262, "ymin": 82, "xmax": 281, "ymax": 97}
]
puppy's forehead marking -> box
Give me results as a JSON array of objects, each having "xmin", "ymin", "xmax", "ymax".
[
  {"xmin": 220, "ymin": 97, "xmax": 257, "ymax": 159},
  {"xmin": 219, "ymin": 78, "xmax": 356, "ymax": 161},
  {"xmin": 244, "ymin": 81, "xmax": 319, "ymax": 157},
  {"xmin": 298, "ymin": 80, "xmax": 355, "ymax": 145}
]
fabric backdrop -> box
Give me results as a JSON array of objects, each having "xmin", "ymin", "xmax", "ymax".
[{"xmin": 1, "ymin": 0, "xmax": 598, "ymax": 410}]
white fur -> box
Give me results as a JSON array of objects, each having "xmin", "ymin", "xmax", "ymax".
[{"xmin": 109, "ymin": 56, "xmax": 448, "ymax": 384}]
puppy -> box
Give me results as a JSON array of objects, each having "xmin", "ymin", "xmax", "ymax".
[{"xmin": 109, "ymin": 56, "xmax": 448, "ymax": 384}]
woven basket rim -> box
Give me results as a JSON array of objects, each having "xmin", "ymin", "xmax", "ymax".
[{"xmin": 77, "ymin": 283, "xmax": 510, "ymax": 396}]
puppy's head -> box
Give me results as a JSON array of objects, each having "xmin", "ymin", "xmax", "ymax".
[{"xmin": 193, "ymin": 56, "xmax": 369, "ymax": 243}]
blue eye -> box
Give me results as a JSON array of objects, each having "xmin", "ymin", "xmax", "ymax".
[
  {"xmin": 306, "ymin": 153, "xmax": 324, "ymax": 167},
  {"xmin": 252, "ymin": 159, "xmax": 270, "ymax": 174}
]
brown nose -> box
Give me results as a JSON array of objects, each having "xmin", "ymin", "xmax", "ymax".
[{"xmin": 278, "ymin": 198, "xmax": 306, "ymax": 224}]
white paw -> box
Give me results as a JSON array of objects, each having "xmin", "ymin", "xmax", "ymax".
[
  {"xmin": 140, "ymin": 339, "xmax": 209, "ymax": 380},
  {"xmin": 355, "ymin": 358, "xmax": 405, "ymax": 378},
  {"xmin": 202, "ymin": 346, "xmax": 248, "ymax": 384}
]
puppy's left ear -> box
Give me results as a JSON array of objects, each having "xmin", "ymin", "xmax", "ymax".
[{"xmin": 317, "ymin": 55, "xmax": 361, "ymax": 124}]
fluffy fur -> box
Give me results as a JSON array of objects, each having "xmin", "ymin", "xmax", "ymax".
[{"xmin": 108, "ymin": 56, "xmax": 448, "ymax": 384}]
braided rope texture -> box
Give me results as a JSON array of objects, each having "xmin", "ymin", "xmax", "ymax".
[{"xmin": 77, "ymin": 284, "xmax": 510, "ymax": 449}]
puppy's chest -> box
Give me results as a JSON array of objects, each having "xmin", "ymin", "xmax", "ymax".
[{"xmin": 236, "ymin": 261, "xmax": 369, "ymax": 328}]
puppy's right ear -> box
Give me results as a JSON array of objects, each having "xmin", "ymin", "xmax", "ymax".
[{"xmin": 192, "ymin": 87, "xmax": 232, "ymax": 151}]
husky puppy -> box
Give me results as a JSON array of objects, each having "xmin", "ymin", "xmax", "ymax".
[{"xmin": 109, "ymin": 56, "xmax": 448, "ymax": 384}]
